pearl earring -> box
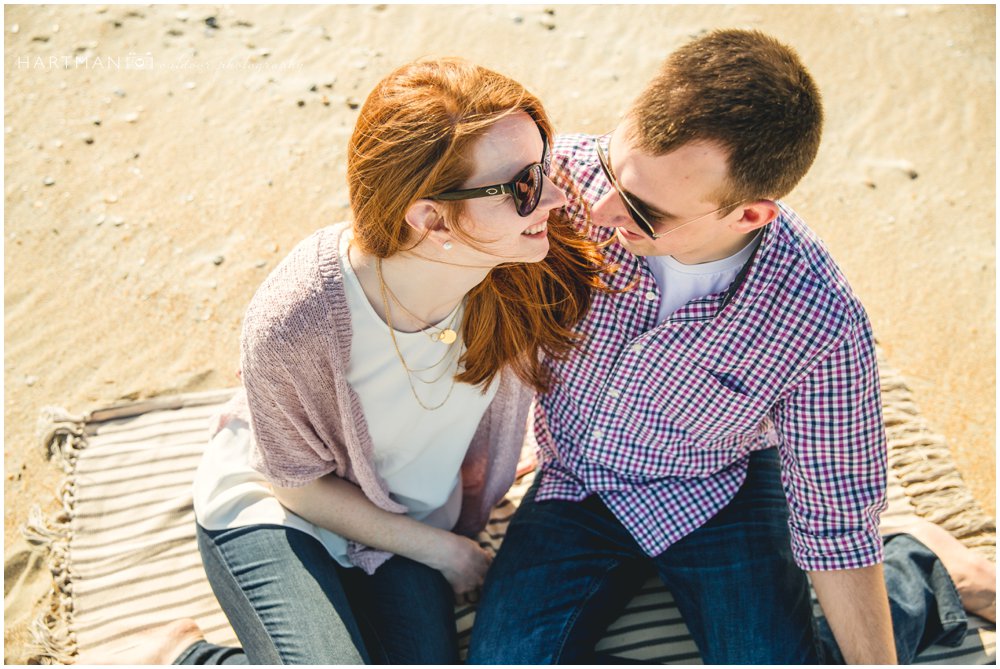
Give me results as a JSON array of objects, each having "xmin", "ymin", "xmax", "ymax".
[{"xmin": 442, "ymin": 242, "xmax": 453, "ymax": 251}]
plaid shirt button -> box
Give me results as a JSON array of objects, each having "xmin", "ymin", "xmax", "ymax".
[
  {"xmin": 592, "ymin": 429, "xmax": 604, "ymax": 440},
  {"xmin": 607, "ymin": 388, "xmax": 621, "ymax": 398},
  {"xmin": 630, "ymin": 343, "xmax": 644, "ymax": 353},
  {"xmin": 644, "ymin": 291, "xmax": 657, "ymax": 301}
]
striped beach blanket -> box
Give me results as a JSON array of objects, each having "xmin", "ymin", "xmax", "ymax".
[{"xmin": 25, "ymin": 353, "xmax": 996, "ymax": 663}]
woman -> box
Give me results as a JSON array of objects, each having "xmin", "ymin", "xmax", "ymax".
[{"xmin": 176, "ymin": 58, "xmax": 604, "ymax": 664}]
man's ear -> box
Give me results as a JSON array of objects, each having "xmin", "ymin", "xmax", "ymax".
[
  {"xmin": 404, "ymin": 199, "xmax": 452, "ymax": 248},
  {"xmin": 730, "ymin": 200, "xmax": 779, "ymax": 234}
]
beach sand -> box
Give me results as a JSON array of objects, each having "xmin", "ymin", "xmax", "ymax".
[{"xmin": 3, "ymin": 4, "xmax": 995, "ymax": 662}]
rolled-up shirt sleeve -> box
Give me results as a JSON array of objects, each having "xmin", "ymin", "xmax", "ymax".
[{"xmin": 771, "ymin": 315, "xmax": 888, "ymax": 572}]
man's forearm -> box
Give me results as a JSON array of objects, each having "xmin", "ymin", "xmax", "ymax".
[{"xmin": 809, "ymin": 564, "xmax": 897, "ymax": 664}]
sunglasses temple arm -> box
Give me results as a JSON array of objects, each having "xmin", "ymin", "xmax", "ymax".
[{"xmin": 651, "ymin": 213, "xmax": 714, "ymax": 239}]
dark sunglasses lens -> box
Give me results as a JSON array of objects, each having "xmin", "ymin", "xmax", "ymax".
[
  {"xmin": 514, "ymin": 164, "xmax": 542, "ymax": 216},
  {"xmin": 597, "ymin": 146, "xmax": 620, "ymax": 200},
  {"xmin": 626, "ymin": 202, "xmax": 656, "ymax": 238},
  {"xmin": 597, "ymin": 142, "xmax": 656, "ymax": 238}
]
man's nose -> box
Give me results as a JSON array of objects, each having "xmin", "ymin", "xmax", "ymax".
[{"xmin": 592, "ymin": 188, "xmax": 630, "ymax": 228}]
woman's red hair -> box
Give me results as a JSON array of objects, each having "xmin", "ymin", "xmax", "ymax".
[{"xmin": 347, "ymin": 58, "xmax": 605, "ymax": 393}]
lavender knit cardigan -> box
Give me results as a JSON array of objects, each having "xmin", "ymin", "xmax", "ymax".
[{"xmin": 212, "ymin": 223, "xmax": 534, "ymax": 574}]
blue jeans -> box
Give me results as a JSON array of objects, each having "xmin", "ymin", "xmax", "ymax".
[
  {"xmin": 468, "ymin": 448, "xmax": 967, "ymax": 664},
  {"xmin": 176, "ymin": 523, "xmax": 458, "ymax": 664}
]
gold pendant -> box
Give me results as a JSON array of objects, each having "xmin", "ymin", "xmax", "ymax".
[{"xmin": 437, "ymin": 329, "xmax": 457, "ymax": 345}]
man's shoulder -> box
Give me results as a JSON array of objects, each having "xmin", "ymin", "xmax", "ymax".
[
  {"xmin": 767, "ymin": 205, "xmax": 869, "ymax": 327},
  {"xmin": 549, "ymin": 133, "xmax": 607, "ymax": 237},
  {"xmin": 553, "ymin": 133, "xmax": 600, "ymax": 173},
  {"xmin": 554, "ymin": 132, "xmax": 598, "ymax": 153}
]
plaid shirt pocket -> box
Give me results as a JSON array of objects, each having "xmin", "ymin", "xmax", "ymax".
[{"xmin": 668, "ymin": 368, "xmax": 771, "ymax": 443}]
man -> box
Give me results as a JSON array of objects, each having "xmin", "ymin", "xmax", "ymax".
[{"xmin": 468, "ymin": 29, "xmax": 993, "ymax": 664}]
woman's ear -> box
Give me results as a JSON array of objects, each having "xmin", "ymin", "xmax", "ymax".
[
  {"xmin": 729, "ymin": 200, "xmax": 779, "ymax": 234},
  {"xmin": 405, "ymin": 199, "xmax": 453, "ymax": 249}
]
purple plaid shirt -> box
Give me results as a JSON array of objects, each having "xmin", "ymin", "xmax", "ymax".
[{"xmin": 535, "ymin": 133, "xmax": 888, "ymax": 572}]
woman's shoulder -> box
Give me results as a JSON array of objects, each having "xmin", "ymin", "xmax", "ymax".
[{"xmin": 242, "ymin": 222, "xmax": 352, "ymax": 356}]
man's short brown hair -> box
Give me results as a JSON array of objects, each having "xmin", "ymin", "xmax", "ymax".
[{"xmin": 629, "ymin": 29, "xmax": 823, "ymax": 210}]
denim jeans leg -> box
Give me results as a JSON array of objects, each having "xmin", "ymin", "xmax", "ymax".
[
  {"xmin": 652, "ymin": 448, "xmax": 821, "ymax": 664},
  {"xmin": 196, "ymin": 523, "xmax": 369, "ymax": 664},
  {"xmin": 174, "ymin": 640, "xmax": 248, "ymax": 665},
  {"xmin": 337, "ymin": 554, "xmax": 460, "ymax": 664},
  {"xmin": 814, "ymin": 532, "xmax": 970, "ymax": 664},
  {"xmin": 467, "ymin": 478, "xmax": 652, "ymax": 664}
]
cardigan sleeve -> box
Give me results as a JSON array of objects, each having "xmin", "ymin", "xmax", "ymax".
[
  {"xmin": 241, "ymin": 328, "xmax": 343, "ymax": 488},
  {"xmin": 237, "ymin": 249, "xmax": 349, "ymax": 489},
  {"xmin": 453, "ymin": 370, "xmax": 533, "ymax": 536}
]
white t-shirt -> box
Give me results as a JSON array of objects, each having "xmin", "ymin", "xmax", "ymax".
[
  {"xmin": 193, "ymin": 230, "xmax": 499, "ymax": 567},
  {"xmin": 645, "ymin": 233, "xmax": 762, "ymax": 322}
]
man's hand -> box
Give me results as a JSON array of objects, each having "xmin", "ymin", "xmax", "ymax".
[{"xmin": 810, "ymin": 564, "xmax": 897, "ymax": 664}]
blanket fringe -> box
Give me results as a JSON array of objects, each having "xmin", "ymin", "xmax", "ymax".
[
  {"xmin": 22, "ymin": 503, "xmax": 77, "ymax": 664},
  {"xmin": 878, "ymin": 352, "xmax": 996, "ymax": 560},
  {"xmin": 37, "ymin": 405, "xmax": 87, "ymax": 473},
  {"xmin": 26, "ymin": 607, "xmax": 76, "ymax": 665},
  {"xmin": 23, "ymin": 407, "xmax": 85, "ymax": 664},
  {"xmin": 22, "ymin": 505, "xmax": 66, "ymax": 550}
]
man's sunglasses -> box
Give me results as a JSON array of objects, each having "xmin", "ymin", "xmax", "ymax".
[
  {"xmin": 595, "ymin": 135, "xmax": 739, "ymax": 240},
  {"xmin": 430, "ymin": 129, "xmax": 551, "ymax": 217}
]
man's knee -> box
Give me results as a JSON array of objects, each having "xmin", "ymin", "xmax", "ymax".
[{"xmin": 467, "ymin": 627, "xmax": 560, "ymax": 664}]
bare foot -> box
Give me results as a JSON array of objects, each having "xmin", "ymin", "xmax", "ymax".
[
  {"xmin": 74, "ymin": 619, "xmax": 206, "ymax": 664},
  {"xmin": 882, "ymin": 517, "xmax": 996, "ymax": 622}
]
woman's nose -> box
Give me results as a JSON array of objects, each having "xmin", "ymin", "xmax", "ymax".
[{"xmin": 540, "ymin": 174, "xmax": 569, "ymax": 210}]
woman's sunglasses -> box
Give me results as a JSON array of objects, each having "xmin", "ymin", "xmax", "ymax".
[{"xmin": 430, "ymin": 129, "xmax": 551, "ymax": 217}]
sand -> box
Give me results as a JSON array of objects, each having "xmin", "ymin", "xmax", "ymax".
[{"xmin": 3, "ymin": 4, "xmax": 995, "ymax": 662}]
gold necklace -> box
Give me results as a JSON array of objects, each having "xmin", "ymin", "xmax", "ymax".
[
  {"xmin": 378, "ymin": 261, "xmax": 461, "ymax": 345},
  {"xmin": 375, "ymin": 259, "xmax": 459, "ymax": 411},
  {"xmin": 374, "ymin": 259, "xmax": 458, "ymax": 373}
]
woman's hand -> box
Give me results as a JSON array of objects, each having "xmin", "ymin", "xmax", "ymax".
[
  {"xmin": 273, "ymin": 476, "xmax": 494, "ymax": 594},
  {"xmin": 427, "ymin": 534, "xmax": 494, "ymax": 596}
]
